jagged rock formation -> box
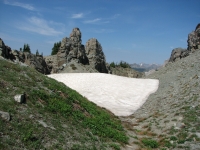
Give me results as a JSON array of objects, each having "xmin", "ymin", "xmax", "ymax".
[
  {"xmin": 57, "ymin": 28, "xmax": 88, "ymax": 68},
  {"xmin": 0, "ymin": 38, "xmax": 12, "ymax": 59},
  {"xmin": 0, "ymin": 38, "xmax": 50, "ymax": 74},
  {"xmin": 187, "ymin": 23, "xmax": 200, "ymax": 51},
  {"xmin": 51, "ymin": 28, "xmax": 108, "ymax": 73},
  {"xmin": 168, "ymin": 48, "xmax": 190, "ymax": 62},
  {"xmin": 85, "ymin": 38, "xmax": 108, "ymax": 73}
]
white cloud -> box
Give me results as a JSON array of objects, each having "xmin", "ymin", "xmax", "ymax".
[
  {"xmin": 17, "ymin": 17, "xmax": 63, "ymax": 36},
  {"xmin": 71, "ymin": 13, "xmax": 83, "ymax": 19},
  {"xmin": 83, "ymin": 18, "xmax": 101, "ymax": 24},
  {"xmin": 4, "ymin": 0, "xmax": 35, "ymax": 11}
]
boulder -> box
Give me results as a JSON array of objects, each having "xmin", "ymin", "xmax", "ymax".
[
  {"xmin": 169, "ymin": 48, "xmax": 189, "ymax": 62},
  {"xmin": 14, "ymin": 94, "xmax": 25, "ymax": 103},
  {"xmin": 85, "ymin": 38, "xmax": 108, "ymax": 73}
]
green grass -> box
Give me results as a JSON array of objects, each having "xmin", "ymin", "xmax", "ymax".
[
  {"xmin": 0, "ymin": 59, "xmax": 128, "ymax": 149},
  {"xmin": 141, "ymin": 138, "xmax": 158, "ymax": 148}
]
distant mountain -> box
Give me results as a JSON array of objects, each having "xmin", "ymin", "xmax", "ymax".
[{"xmin": 130, "ymin": 63, "xmax": 162, "ymax": 72}]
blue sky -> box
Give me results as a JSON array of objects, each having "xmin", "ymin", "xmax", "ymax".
[{"xmin": 0, "ymin": 0, "xmax": 199, "ymax": 64}]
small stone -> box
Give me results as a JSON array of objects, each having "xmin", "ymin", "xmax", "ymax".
[
  {"xmin": 196, "ymin": 132, "xmax": 200, "ymax": 138},
  {"xmin": 14, "ymin": 94, "xmax": 25, "ymax": 103},
  {"xmin": 178, "ymin": 116, "xmax": 183, "ymax": 121},
  {"xmin": 0, "ymin": 111, "xmax": 10, "ymax": 121},
  {"xmin": 38, "ymin": 120, "xmax": 48, "ymax": 128}
]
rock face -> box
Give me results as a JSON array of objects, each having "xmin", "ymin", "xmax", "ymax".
[
  {"xmin": 0, "ymin": 38, "xmax": 50, "ymax": 74},
  {"xmin": 44, "ymin": 55, "xmax": 58, "ymax": 73},
  {"xmin": 187, "ymin": 23, "xmax": 200, "ymax": 51},
  {"xmin": 23, "ymin": 53, "xmax": 50, "ymax": 74},
  {"xmin": 57, "ymin": 28, "xmax": 88, "ymax": 68},
  {"xmin": 55, "ymin": 28, "xmax": 108, "ymax": 73},
  {"xmin": 0, "ymin": 38, "xmax": 12, "ymax": 59},
  {"xmin": 168, "ymin": 48, "xmax": 189, "ymax": 62},
  {"xmin": 85, "ymin": 38, "xmax": 108, "ymax": 73}
]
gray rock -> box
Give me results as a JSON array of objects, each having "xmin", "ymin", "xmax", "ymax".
[
  {"xmin": 168, "ymin": 48, "xmax": 189, "ymax": 62},
  {"xmin": 187, "ymin": 23, "xmax": 200, "ymax": 51},
  {"xmin": 196, "ymin": 132, "xmax": 200, "ymax": 138},
  {"xmin": 38, "ymin": 120, "xmax": 48, "ymax": 128},
  {"xmin": 38, "ymin": 120, "xmax": 56, "ymax": 130},
  {"xmin": 168, "ymin": 24, "xmax": 200, "ymax": 63},
  {"xmin": 23, "ymin": 52, "xmax": 50, "ymax": 74},
  {"xmin": 48, "ymin": 28, "xmax": 109, "ymax": 73},
  {"xmin": 57, "ymin": 28, "xmax": 88, "ymax": 68},
  {"xmin": 14, "ymin": 94, "xmax": 25, "ymax": 103},
  {"xmin": 85, "ymin": 38, "xmax": 108, "ymax": 73},
  {"xmin": 0, "ymin": 38, "xmax": 50, "ymax": 74},
  {"xmin": 0, "ymin": 111, "xmax": 10, "ymax": 121}
]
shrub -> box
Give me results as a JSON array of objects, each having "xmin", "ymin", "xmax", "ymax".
[{"xmin": 142, "ymin": 138, "xmax": 158, "ymax": 148}]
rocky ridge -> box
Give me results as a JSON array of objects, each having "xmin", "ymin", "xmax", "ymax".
[
  {"xmin": 0, "ymin": 38, "xmax": 50, "ymax": 74},
  {"xmin": 0, "ymin": 28, "xmax": 141, "ymax": 78}
]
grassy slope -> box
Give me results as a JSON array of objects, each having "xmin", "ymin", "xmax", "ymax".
[{"xmin": 0, "ymin": 58, "xmax": 128, "ymax": 150}]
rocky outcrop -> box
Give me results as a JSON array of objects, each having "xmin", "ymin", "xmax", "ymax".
[
  {"xmin": 168, "ymin": 48, "xmax": 189, "ymax": 62},
  {"xmin": 0, "ymin": 38, "xmax": 12, "ymax": 59},
  {"xmin": 187, "ymin": 23, "xmax": 200, "ymax": 51},
  {"xmin": 85, "ymin": 38, "xmax": 108, "ymax": 73},
  {"xmin": 55, "ymin": 28, "xmax": 109, "ymax": 73},
  {"xmin": 0, "ymin": 38, "xmax": 50, "ymax": 74},
  {"xmin": 57, "ymin": 28, "xmax": 88, "ymax": 68},
  {"xmin": 23, "ymin": 53, "xmax": 50, "ymax": 74},
  {"xmin": 44, "ymin": 55, "xmax": 58, "ymax": 73}
]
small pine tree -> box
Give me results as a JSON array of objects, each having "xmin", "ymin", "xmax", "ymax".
[
  {"xmin": 36, "ymin": 49, "xmax": 39, "ymax": 55},
  {"xmin": 23, "ymin": 44, "xmax": 31, "ymax": 53},
  {"xmin": 110, "ymin": 62, "xmax": 116, "ymax": 68},
  {"xmin": 19, "ymin": 48, "xmax": 22, "ymax": 51},
  {"xmin": 51, "ymin": 41, "xmax": 61, "ymax": 55}
]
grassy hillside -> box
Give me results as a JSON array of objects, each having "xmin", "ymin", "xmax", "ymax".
[{"xmin": 0, "ymin": 58, "xmax": 128, "ymax": 150}]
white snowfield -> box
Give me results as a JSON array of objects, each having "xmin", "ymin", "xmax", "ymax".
[{"xmin": 48, "ymin": 73, "xmax": 159, "ymax": 116}]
